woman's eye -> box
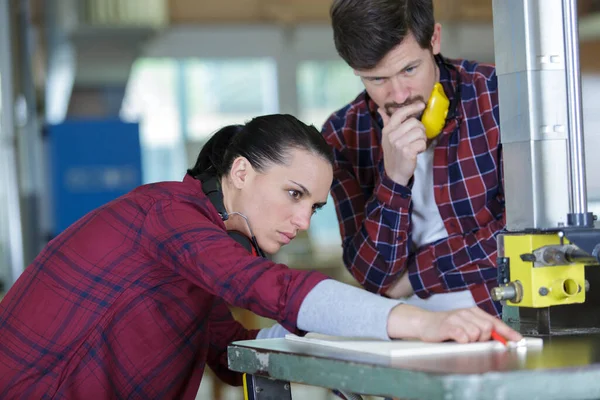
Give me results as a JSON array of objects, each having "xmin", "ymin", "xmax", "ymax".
[{"xmin": 288, "ymin": 190, "xmax": 302, "ymax": 200}]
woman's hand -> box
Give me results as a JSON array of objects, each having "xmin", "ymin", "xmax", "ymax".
[{"xmin": 387, "ymin": 304, "xmax": 522, "ymax": 343}]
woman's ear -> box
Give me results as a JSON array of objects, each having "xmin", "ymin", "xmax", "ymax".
[{"xmin": 229, "ymin": 156, "xmax": 252, "ymax": 189}]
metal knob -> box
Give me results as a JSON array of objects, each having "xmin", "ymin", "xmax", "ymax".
[{"xmin": 491, "ymin": 281, "xmax": 523, "ymax": 303}]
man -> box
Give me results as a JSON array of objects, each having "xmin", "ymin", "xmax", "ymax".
[{"xmin": 322, "ymin": 0, "xmax": 504, "ymax": 316}]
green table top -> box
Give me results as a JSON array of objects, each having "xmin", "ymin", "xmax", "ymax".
[{"xmin": 228, "ymin": 335, "xmax": 600, "ymax": 399}]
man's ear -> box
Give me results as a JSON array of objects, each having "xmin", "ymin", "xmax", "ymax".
[
  {"xmin": 431, "ymin": 23, "xmax": 442, "ymax": 55},
  {"xmin": 229, "ymin": 156, "xmax": 251, "ymax": 189}
]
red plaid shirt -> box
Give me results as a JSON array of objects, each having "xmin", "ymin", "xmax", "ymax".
[
  {"xmin": 0, "ymin": 175, "xmax": 327, "ymax": 399},
  {"xmin": 322, "ymin": 56, "xmax": 504, "ymax": 316}
]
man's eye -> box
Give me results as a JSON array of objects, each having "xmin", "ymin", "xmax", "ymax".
[
  {"xmin": 362, "ymin": 76, "xmax": 385, "ymax": 86},
  {"xmin": 288, "ymin": 190, "xmax": 302, "ymax": 200}
]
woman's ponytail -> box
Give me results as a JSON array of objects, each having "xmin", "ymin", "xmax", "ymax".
[{"xmin": 187, "ymin": 124, "xmax": 243, "ymax": 178}]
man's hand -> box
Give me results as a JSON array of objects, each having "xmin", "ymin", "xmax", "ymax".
[
  {"xmin": 384, "ymin": 271, "xmax": 414, "ymax": 299},
  {"xmin": 386, "ymin": 304, "xmax": 523, "ymax": 343},
  {"xmin": 378, "ymin": 102, "xmax": 427, "ymax": 186}
]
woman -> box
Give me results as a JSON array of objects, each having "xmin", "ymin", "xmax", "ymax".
[{"xmin": 0, "ymin": 114, "xmax": 520, "ymax": 399}]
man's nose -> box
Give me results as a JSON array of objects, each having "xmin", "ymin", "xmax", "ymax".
[{"xmin": 389, "ymin": 76, "xmax": 410, "ymax": 105}]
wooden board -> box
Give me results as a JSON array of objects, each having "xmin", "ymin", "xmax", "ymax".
[{"xmin": 285, "ymin": 333, "xmax": 543, "ymax": 358}]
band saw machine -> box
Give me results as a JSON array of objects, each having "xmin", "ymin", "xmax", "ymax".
[{"xmin": 490, "ymin": 0, "xmax": 600, "ymax": 337}]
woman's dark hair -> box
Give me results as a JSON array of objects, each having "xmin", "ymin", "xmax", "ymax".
[
  {"xmin": 187, "ymin": 114, "xmax": 334, "ymax": 179},
  {"xmin": 331, "ymin": 0, "xmax": 435, "ymax": 70}
]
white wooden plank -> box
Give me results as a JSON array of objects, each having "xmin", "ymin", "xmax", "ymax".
[{"xmin": 285, "ymin": 333, "xmax": 543, "ymax": 358}]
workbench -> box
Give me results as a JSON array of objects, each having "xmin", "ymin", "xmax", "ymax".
[{"xmin": 228, "ymin": 334, "xmax": 600, "ymax": 399}]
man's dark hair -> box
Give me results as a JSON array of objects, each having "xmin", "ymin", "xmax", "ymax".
[{"xmin": 330, "ymin": 0, "xmax": 435, "ymax": 70}]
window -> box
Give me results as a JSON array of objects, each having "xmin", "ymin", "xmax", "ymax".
[
  {"xmin": 184, "ymin": 58, "xmax": 278, "ymax": 141},
  {"xmin": 122, "ymin": 58, "xmax": 278, "ymax": 183},
  {"xmin": 298, "ymin": 60, "xmax": 364, "ymax": 130},
  {"xmin": 121, "ymin": 58, "xmax": 183, "ymax": 184},
  {"xmin": 297, "ymin": 61, "xmax": 364, "ymax": 261}
]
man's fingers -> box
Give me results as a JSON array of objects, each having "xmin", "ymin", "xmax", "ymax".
[
  {"xmin": 450, "ymin": 314, "xmax": 481, "ymax": 342},
  {"xmin": 378, "ymin": 108, "xmax": 391, "ymax": 127},
  {"xmin": 386, "ymin": 118, "xmax": 426, "ymax": 157},
  {"xmin": 387, "ymin": 102, "xmax": 426, "ymax": 126},
  {"xmin": 408, "ymin": 138, "xmax": 427, "ymax": 156},
  {"xmin": 469, "ymin": 316, "xmax": 494, "ymax": 342},
  {"xmin": 388, "ymin": 135, "xmax": 426, "ymax": 162},
  {"xmin": 387, "ymin": 118, "xmax": 426, "ymax": 142},
  {"xmin": 491, "ymin": 318, "xmax": 523, "ymax": 342},
  {"xmin": 389, "ymin": 127, "xmax": 426, "ymax": 148},
  {"xmin": 470, "ymin": 307, "xmax": 523, "ymax": 342},
  {"xmin": 446, "ymin": 325, "xmax": 469, "ymax": 344}
]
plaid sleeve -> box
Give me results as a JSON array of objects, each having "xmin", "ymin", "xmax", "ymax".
[
  {"xmin": 206, "ymin": 298, "xmax": 258, "ymax": 386},
  {"xmin": 324, "ymin": 121, "xmax": 414, "ymax": 294},
  {"xmin": 408, "ymin": 71, "xmax": 506, "ymax": 298},
  {"xmin": 140, "ymin": 200, "xmax": 328, "ymax": 333}
]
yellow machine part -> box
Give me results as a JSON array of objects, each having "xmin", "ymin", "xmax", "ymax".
[
  {"xmin": 503, "ymin": 233, "xmax": 586, "ymax": 308},
  {"xmin": 243, "ymin": 373, "xmax": 251, "ymax": 400}
]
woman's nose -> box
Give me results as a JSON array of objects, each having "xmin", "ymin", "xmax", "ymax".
[{"xmin": 291, "ymin": 208, "xmax": 311, "ymax": 231}]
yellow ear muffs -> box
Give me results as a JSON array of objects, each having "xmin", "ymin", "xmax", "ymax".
[{"xmin": 421, "ymin": 82, "xmax": 450, "ymax": 139}]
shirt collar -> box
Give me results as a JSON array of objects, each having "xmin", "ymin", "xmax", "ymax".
[
  {"xmin": 183, "ymin": 173, "xmax": 207, "ymax": 196},
  {"xmin": 183, "ymin": 173, "xmax": 197, "ymax": 184}
]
